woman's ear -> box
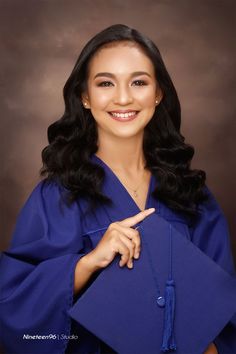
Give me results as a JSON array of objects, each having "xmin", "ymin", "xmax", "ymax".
[
  {"xmin": 155, "ymin": 88, "xmax": 164, "ymax": 106},
  {"xmin": 81, "ymin": 93, "xmax": 91, "ymax": 109}
]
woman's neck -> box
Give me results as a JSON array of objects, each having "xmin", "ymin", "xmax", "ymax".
[{"xmin": 95, "ymin": 133, "xmax": 146, "ymax": 173}]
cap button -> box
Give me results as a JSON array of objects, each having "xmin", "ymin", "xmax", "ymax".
[{"xmin": 157, "ymin": 296, "xmax": 165, "ymax": 307}]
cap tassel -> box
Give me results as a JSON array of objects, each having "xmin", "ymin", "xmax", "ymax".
[
  {"xmin": 161, "ymin": 224, "xmax": 177, "ymax": 352},
  {"xmin": 161, "ymin": 279, "xmax": 177, "ymax": 352}
]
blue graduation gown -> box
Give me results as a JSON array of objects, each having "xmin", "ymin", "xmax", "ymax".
[{"xmin": 0, "ymin": 154, "xmax": 235, "ymax": 354}]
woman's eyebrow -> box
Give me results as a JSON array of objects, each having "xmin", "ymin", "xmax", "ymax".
[{"xmin": 93, "ymin": 71, "xmax": 152, "ymax": 79}]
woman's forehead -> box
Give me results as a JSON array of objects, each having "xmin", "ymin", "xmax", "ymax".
[{"xmin": 87, "ymin": 42, "xmax": 155, "ymax": 77}]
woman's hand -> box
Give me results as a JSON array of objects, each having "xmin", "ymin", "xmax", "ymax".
[
  {"xmin": 204, "ymin": 342, "xmax": 218, "ymax": 354},
  {"xmin": 74, "ymin": 208, "xmax": 155, "ymax": 294},
  {"xmin": 84, "ymin": 208, "xmax": 155, "ymax": 272}
]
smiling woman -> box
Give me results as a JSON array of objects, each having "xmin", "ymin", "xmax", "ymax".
[
  {"xmin": 0, "ymin": 24, "xmax": 235, "ymax": 354},
  {"xmin": 41, "ymin": 24, "xmax": 206, "ymax": 216}
]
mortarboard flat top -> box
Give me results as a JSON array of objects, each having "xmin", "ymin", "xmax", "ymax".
[{"xmin": 68, "ymin": 213, "xmax": 236, "ymax": 354}]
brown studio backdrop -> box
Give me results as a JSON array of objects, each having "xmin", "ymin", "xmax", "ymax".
[{"xmin": 0, "ymin": 0, "xmax": 235, "ymax": 263}]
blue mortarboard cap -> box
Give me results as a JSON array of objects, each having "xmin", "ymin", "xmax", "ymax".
[{"xmin": 68, "ymin": 213, "xmax": 236, "ymax": 354}]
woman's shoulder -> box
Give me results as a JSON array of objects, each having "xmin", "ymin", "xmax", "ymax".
[
  {"xmin": 197, "ymin": 185, "xmax": 225, "ymax": 217},
  {"xmin": 31, "ymin": 177, "xmax": 64, "ymax": 196},
  {"xmin": 158, "ymin": 184, "xmax": 225, "ymax": 227},
  {"xmin": 24, "ymin": 178, "xmax": 67, "ymax": 207},
  {"xmin": 15, "ymin": 178, "xmax": 77, "ymax": 228}
]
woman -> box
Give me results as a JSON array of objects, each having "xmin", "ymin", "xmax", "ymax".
[{"xmin": 0, "ymin": 24, "xmax": 235, "ymax": 354}]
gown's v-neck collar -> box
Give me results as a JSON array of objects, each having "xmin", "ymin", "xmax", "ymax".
[{"xmin": 91, "ymin": 153, "xmax": 154, "ymax": 215}]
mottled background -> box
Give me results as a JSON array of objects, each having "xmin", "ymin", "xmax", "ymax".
[{"xmin": 0, "ymin": 0, "xmax": 235, "ymax": 263}]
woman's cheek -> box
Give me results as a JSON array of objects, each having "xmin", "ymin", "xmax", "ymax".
[
  {"xmin": 92, "ymin": 91, "xmax": 114, "ymax": 107},
  {"xmin": 134, "ymin": 89, "xmax": 156, "ymax": 105}
]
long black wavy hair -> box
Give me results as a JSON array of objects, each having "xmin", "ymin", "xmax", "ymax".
[{"xmin": 41, "ymin": 24, "xmax": 207, "ymax": 216}]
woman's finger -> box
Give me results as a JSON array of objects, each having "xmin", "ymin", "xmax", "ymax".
[
  {"xmin": 114, "ymin": 223, "xmax": 141, "ymax": 259},
  {"xmin": 119, "ymin": 208, "xmax": 155, "ymax": 228},
  {"xmin": 112, "ymin": 239, "xmax": 131, "ymax": 268},
  {"xmin": 119, "ymin": 234, "xmax": 136, "ymax": 268}
]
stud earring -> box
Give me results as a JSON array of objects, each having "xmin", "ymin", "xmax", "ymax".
[{"xmin": 155, "ymin": 99, "xmax": 159, "ymax": 105}]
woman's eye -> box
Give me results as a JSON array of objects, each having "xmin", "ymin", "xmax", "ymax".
[
  {"xmin": 132, "ymin": 80, "xmax": 147, "ymax": 86},
  {"xmin": 97, "ymin": 81, "xmax": 113, "ymax": 87}
]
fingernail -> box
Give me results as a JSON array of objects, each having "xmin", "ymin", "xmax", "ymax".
[
  {"xmin": 134, "ymin": 253, "xmax": 139, "ymax": 259},
  {"xmin": 128, "ymin": 262, "xmax": 133, "ymax": 269},
  {"xmin": 148, "ymin": 208, "xmax": 155, "ymax": 212}
]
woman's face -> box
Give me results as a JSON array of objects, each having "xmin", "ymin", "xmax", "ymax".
[{"xmin": 82, "ymin": 41, "xmax": 162, "ymax": 139}]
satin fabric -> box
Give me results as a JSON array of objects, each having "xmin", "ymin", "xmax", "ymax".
[{"xmin": 0, "ymin": 153, "xmax": 235, "ymax": 354}]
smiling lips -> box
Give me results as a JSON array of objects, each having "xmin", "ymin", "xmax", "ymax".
[{"xmin": 108, "ymin": 110, "xmax": 139, "ymax": 122}]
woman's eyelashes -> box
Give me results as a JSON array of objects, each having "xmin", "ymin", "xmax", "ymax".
[
  {"xmin": 133, "ymin": 80, "xmax": 148, "ymax": 86},
  {"xmin": 97, "ymin": 81, "xmax": 113, "ymax": 87},
  {"xmin": 96, "ymin": 80, "xmax": 148, "ymax": 87}
]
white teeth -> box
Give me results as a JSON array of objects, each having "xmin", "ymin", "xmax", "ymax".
[{"xmin": 110, "ymin": 111, "xmax": 137, "ymax": 118}]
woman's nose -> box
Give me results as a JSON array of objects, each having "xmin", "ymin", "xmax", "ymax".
[{"xmin": 113, "ymin": 85, "xmax": 133, "ymax": 105}]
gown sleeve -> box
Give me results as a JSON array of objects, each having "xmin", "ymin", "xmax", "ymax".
[
  {"xmin": 191, "ymin": 186, "xmax": 236, "ymax": 353},
  {"xmin": 0, "ymin": 180, "xmax": 85, "ymax": 354}
]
